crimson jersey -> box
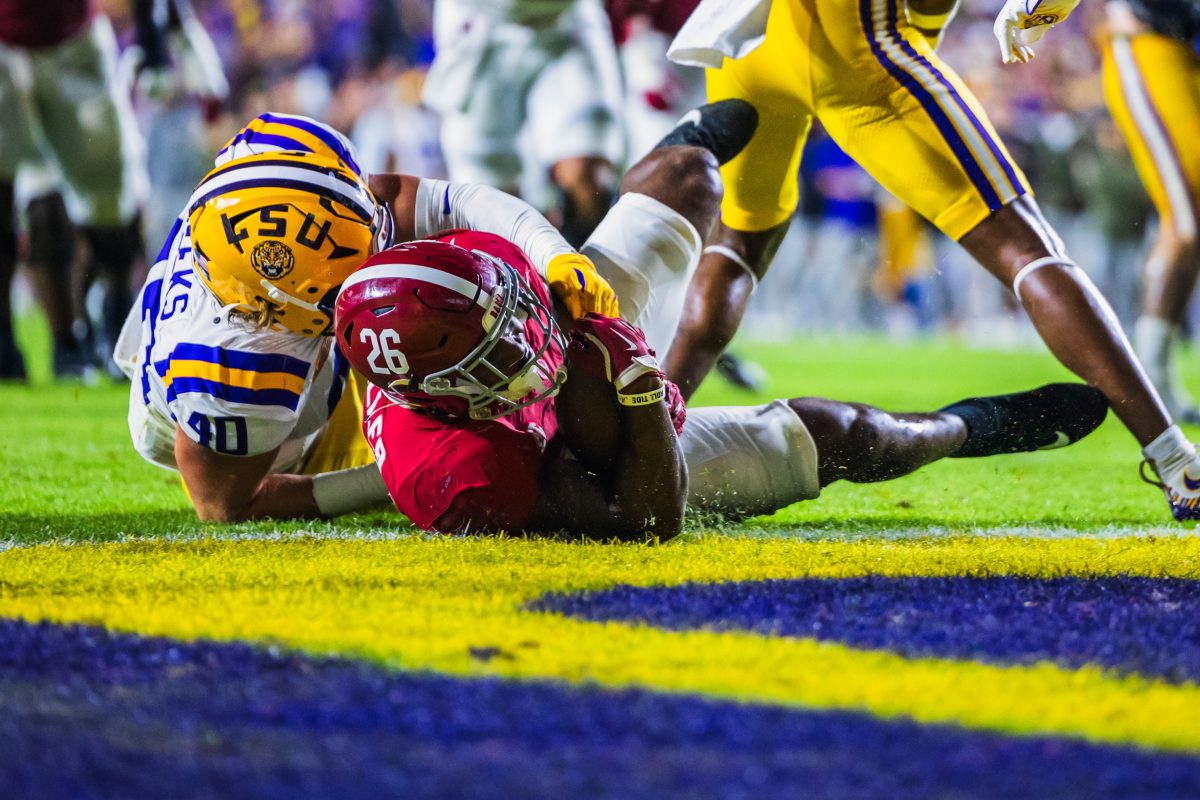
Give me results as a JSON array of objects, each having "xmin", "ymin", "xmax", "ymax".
[
  {"xmin": 362, "ymin": 231, "xmax": 563, "ymax": 533},
  {"xmin": 362, "ymin": 229, "xmax": 685, "ymax": 534},
  {"xmin": 0, "ymin": 0, "xmax": 93, "ymax": 47}
]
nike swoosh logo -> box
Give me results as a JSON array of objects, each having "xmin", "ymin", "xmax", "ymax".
[
  {"xmin": 613, "ymin": 330, "xmax": 638, "ymax": 352},
  {"xmin": 1038, "ymin": 431, "xmax": 1071, "ymax": 451},
  {"xmin": 678, "ymin": 109, "xmax": 701, "ymax": 128},
  {"xmin": 1185, "ymin": 471, "xmax": 1200, "ymax": 492}
]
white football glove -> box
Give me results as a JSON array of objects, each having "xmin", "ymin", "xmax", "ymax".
[{"xmin": 993, "ymin": 0, "xmax": 1081, "ymax": 64}]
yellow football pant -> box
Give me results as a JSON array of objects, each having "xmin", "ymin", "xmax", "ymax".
[
  {"xmin": 299, "ymin": 369, "xmax": 376, "ymax": 475},
  {"xmin": 1103, "ymin": 31, "xmax": 1200, "ymax": 239},
  {"xmin": 707, "ymin": 0, "xmax": 1030, "ymax": 239}
]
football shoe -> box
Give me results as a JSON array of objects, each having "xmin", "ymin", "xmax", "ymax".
[{"xmin": 941, "ymin": 383, "xmax": 1108, "ymax": 458}]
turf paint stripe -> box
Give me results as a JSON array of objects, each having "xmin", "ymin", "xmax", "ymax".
[
  {"xmin": 4, "ymin": 537, "xmax": 1200, "ymax": 752},
  {"xmin": 6, "ymin": 618, "xmax": 1199, "ymax": 799},
  {"xmin": 532, "ymin": 576, "xmax": 1200, "ymax": 683}
]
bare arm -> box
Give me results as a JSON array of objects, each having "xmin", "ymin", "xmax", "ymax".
[
  {"xmin": 525, "ymin": 370, "xmax": 687, "ymax": 541},
  {"xmin": 174, "ymin": 426, "xmax": 319, "ymax": 522}
]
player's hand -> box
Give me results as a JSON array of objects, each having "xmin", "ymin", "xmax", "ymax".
[
  {"xmin": 993, "ymin": 0, "xmax": 1081, "ymax": 64},
  {"xmin": 665, "ymin": 380, "xmax": 687, "ymax": 434},
  {"xmin": 567, "ymin": 313, "xmax": 664, "ymax": 406},
  {"xmin": 547, "ymin": 252, "xmax": 620, "ymax": 319}
]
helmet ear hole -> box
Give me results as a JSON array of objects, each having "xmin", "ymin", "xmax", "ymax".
[{"xmin": 342, "ymin": 322, "xmax": 355, "ymax": 344}]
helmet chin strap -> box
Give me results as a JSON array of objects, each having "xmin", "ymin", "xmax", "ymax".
[
  {"xmin": 260, "ymin": 279, "xmax": 325, "ymax": 313},
  {"xmin": 499, "ymin": 361, "xmax": 554, "ymax": 403}
]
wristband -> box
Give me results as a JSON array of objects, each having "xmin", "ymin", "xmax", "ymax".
[
  {"xmin": 312, "ymin": 463, "xmax": 391, "ymax": 516},
  {"xmin": 617, "ymin": 386, "xmax": 667, "ymax": 407}
]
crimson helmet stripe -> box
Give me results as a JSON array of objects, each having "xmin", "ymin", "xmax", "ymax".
[
  {"xmin": 341, "ymin": 262, "xmax": 488, "ymax": 307},
  {"xmin": 187, "ymin": 164, "xmax": 376, "ymax": 221}
]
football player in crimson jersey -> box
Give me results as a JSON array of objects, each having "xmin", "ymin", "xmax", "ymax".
[
  {"xmin": 336, "ymin": 111, "xmax": 1110, "ymax": 540},
  {"xmin": 116, "ymin": 110, "xmax": 623, "ymax": 524}
]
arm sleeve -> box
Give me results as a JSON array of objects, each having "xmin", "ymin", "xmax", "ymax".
[{"xmin": 411, "ymin": 178, "xmax": 575, "ymax": 277}]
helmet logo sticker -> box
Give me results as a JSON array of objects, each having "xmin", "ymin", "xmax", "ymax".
[{"xmin": 251, "ymin": 241, "xmax": 296, "ymax": 280}]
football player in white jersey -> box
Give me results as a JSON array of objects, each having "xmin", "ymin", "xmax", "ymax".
[
  {"xmin": 115, "ymin": 112, "xmax": 619, "ymax": 522},
  {"xmin": 423, "ymin": 0, "xmax": 625, "ymax": 246}
]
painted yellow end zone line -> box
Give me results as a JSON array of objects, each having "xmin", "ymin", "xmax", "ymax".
[{"xmin": 1, "ymin": 535, "xmax": 1198, "ymax": 752}]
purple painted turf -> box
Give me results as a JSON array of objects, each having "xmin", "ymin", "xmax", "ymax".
[
  {"xmin": 1, "ymin": 618, "xmax": 1199, "ymax": 799},
  {"xmin": 531, "ymin": 576, "xmax": 1200, "ymax": 683}
]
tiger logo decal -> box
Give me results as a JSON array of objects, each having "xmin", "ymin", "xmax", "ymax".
[{"xmin": 251, "ymin": 240, "xmax": 296, "ymax": 280}]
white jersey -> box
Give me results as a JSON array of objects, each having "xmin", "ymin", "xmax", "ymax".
[
  {"xmin": 114, "ymin": 216, "xmax": 349, "ymax": 472},
  {"xmin": 114, "ymin": 113, "xmax": 367, "ymax": 472},
  {"xmin": 667, "ymin": 0, "xmax": 772, "ymax": 69}
]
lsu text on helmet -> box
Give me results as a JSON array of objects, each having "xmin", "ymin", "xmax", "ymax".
[
  {"xmin": 188, "ymin": 150, "xmax": 393, "ymax": 336},
  {"xmin": 334, "ymin": 236, "xmax": 567, "ymax": 420}
]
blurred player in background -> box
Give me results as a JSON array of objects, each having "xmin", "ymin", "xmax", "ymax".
[
  {"xmin": 657, "ymin": 0, "xmax": 1200, "ymax": 520},
  {"xmin": 423, "ymin": 0, "xmax": 625, "ymax": 246},
  {"xmin": 1087, "ymin": 1, "xmax": 1200, "ymax": 423},
  {"xmin": 114, "ymin": 111, "xmax": 619, "ymax": 522},
  {"xmin": 335, "ymin": 108, "xmax": 1107, "ymax": 538},
  {"xmin": 0, "ymin": 0, "xmax": 154, "ymax": 379}
]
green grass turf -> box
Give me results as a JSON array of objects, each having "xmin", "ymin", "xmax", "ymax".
[{"xmin": 0, "ymin": 328, "xmax": 1193, "ymax": 546}]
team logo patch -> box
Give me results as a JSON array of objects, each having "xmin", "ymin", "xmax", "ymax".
[
  {"xmin": 1023, "ymin": 13, "xmax": 1061, "ymax": 27},
  {"xmin": 250, "ymin": 240, "xmax": 296, "ymax": 280}
]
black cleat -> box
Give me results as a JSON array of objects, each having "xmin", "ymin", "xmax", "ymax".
[
  {"xmin": 941, "ymin": 383, "xmax": 1109, "ymax": 458},
  {"xmin": 715, "ymin": 352, "xmax": 765, "ymax": 392},
  {"xmin": 654, "ymin": 100, "xmax": 759, "ymax": 166}
]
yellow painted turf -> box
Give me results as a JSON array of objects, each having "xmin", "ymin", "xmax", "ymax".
[{"xmin": 2, "ymin": 534, "xmax": 1199, "ymax": 752}]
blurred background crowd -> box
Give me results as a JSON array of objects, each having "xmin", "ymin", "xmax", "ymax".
[{"xmin": 5, "ymin": 0, "xmax": 1160, "ymax": 382}]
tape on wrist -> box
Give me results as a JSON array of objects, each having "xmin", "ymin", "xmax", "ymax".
[
  {"xmin": 311, "ymin": 463, "xmax": 390, "ymax": 517},
  {"xmin": 617, "ymin": 386, "xmax": 667, "ymax": 407}
]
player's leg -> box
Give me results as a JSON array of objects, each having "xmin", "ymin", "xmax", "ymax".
[
  {"xmin": 24, "ymin": 191, "xmax": 92, "ymax": 378},
  {"xmin": 581, "ymin": 99, "xmax": 758, "ymax": 354},
  {"xmin": 794, "ymin": 383, "xmax": 1108, "ymax": 488},
  {"xmin": 0, "ymin": 41, "xmax": 40, "ymax": 380},
  {"xmin": 1102, "ymin": 28, "xmax": 1200, "ymax": 421},
  {"xmin": 819, "ymin": 2, "xmax": 1195, "ymax": 516},
  {"xmin": 530, "ymin": 0, "xmax": 625, "ymax": 246},
  {"xmin": 660, "ymin": 0, "xmax": 815, "ymax": 398},
  {"xmin": 679, "ymin": 383, "xmax": 1106, "ymax": 517},
  {"xmin": 31, "ymin": 15, "xmax": 149, "ymax": 376},
  {"xmin": 0, "ymin": 180, "xmax": 21, "ymax": 379}
]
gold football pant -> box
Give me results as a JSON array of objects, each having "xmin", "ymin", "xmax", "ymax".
[
  {"xmin": 1103, "ymin": 31, "xmax": 1200, "ymax": 240},
  {"xmin": 707, "ymin": 0, "xmax": 1030, "ymax": 239}
]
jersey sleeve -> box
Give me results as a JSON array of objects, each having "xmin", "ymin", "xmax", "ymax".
[
  {"xmin": 156, "ymin": 341, "xmax": 315, "ymax": 457},
  {"xmin": 363, "ymin": 395, "xmax": 544, "ymax": 533}
]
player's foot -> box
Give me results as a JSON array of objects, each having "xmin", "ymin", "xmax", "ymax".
[
  {"xmin": 715, "ymin": 352, "xmax": 765, "ymax": 392},
  {"xmin": 1141, "ymin": 457, "xmax": 1200, "ymax": 521},
  {"xmin": 654, "ymin": 99, "xmax": 759, "ymax": 165},
  {"xmin": 941, "ymin": 383, "xmax": 1108, "ymax": 458}
]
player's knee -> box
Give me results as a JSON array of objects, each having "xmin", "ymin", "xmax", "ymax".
[
  {"xmin": 622, "ymin": 146, "xmax": 722, "ymax": 225},
  {"xmin": 842, "ymin": 404, "xmax": 893, "ymax": 470}
]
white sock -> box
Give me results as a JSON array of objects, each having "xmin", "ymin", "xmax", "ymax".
[
  {"xmin": 1143, "ymin": 424, "xmax": 1197, "ymax": 477},
  {"xmin": 1133, "ymin": 315, "xmax": 1174, "ymax": 375}
]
